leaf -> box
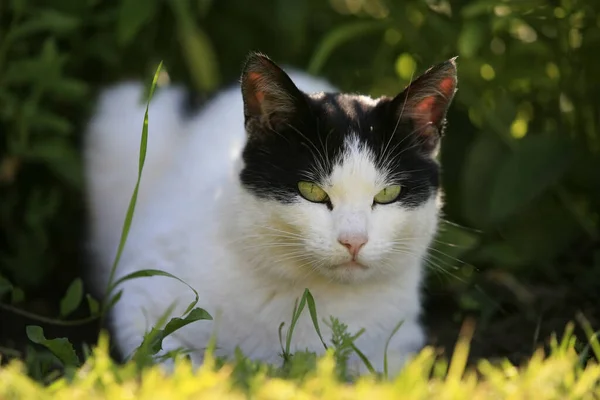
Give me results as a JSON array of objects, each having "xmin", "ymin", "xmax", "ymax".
[
  {"xmin": 0, "ymin": 275, "xmax": 13, "ymax": 298},
  {"xmin": 116, "ymin": 0, "xmax": 159, "ymax": 46},
  {"xmin": 170, "ymin": 0, "xmax": 220, "ymax": 92},
  {"xmin": 26, "ymin": 325, "xmax": 80, "ymax": 367},
  {"xmin": 48, "ymin": 78, "xmax": 89, "ymax": 100},
  {"xmin": 104, "ymin": 290, "xmax": 123, "ymax": 314},
  {"xmin": 10, "ymin": 0, "xmax": 28, "ymax": 17},
  {"xmin": 4, "ymin": 59, "xmax": 48, "ymax": 84},
  {"xmin": 133, "ymin": 307, "xmax": 211, "ymax": 362},
  {"xmin": 27, "ymin": 140, "xmax": 83, "ymax": 188},
  {"xmin": 162, "ymin": 307, "xmax": 212, "ymax": 338},
  {"xmin": 30, "ymin": 110, "xmax": 72, "ymax": 135},
  {"xmin": 39, "ymin": 38, "xmax": 63, "ymax": 75},
  {"xmin": 458, "ymin": 20, "xmax": 485, "ymax": 57},
  {"xmin": 60, "ymin": 278, "xmax": 83, "ymax": 318},
  {"xmin": 308, "ymin": 21, "xmax": 388, "ymax": 75},
  {"xmin": 276, "ymin": 0, "xmax": 309, "ymax": 52},
  {"xmin": 110, "ymin": 269, "xmax": 201, "ymax": 316},
  {"xmin": 304, "ymin": 289, "xmax": 327, "ymax": 350},
  {"xmin": 146, "ymin": 308, "xmax": 212, "ymax": 356},
  {"xmin": 489, "ymin": 134, "xmax": 572, "ymax": 223},
  {"xmin": 499, "ymin": 195, "xmax": 579, "ymax": 265},
  {"xmin": 86, "ymin": 294, "xmax": 99, "ymax": 316},
  {"xmin": 10, "ymin": 9, "xmax": 80, "ymax": 40},
  {"xmin": 461, "ymin": 0, "xmax": 497, "ymax": 18},
  {"xmin": 11, "ymin": 287, "xmax": 25, "ymax": 304},
  {"xmin": 461, "ymin": 133, "xmax": 509, "ymax": 228}
]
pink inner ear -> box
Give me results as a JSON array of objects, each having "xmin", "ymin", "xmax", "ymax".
[
  {"xmin": 415, "ymin": 97, "xmax": 435, "ymax": 115},
  {"xmin": 414, "ymin": 96, "xmax": 436, "ymax": 126},
  {"xmin": 247, "ymin": 72, "xmax": 266, "ymax": 103},
  {"xmin": 255, "ymin": 91, "xmax": 265, "ymax": 103},
  {"xmin": 412, "ymin": 76, "xmax": 456, "ymax": 126},
  {"xmin": 248, "ymin": 71, "xmax": 262, "ymax": 83},
  {"xmin": 439, "ymin": 77, "xmax": 455, "ymax": 97},
  {"xmin": 415, "ymin": 95, "xmax": 447, "ymax": 126}
]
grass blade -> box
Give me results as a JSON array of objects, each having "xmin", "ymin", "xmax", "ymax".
[
  {"xmin": 349, "ymin": 341, "xmax": 376, "ymax": 375},
  {"xmin": 383, "ymin": 319, "xmax": 404, "ymax": 379},
  {"xmin": 285, "ymin": 294, "xmax": 307, "ymax": 356},
  {"xmin": 101, "ymin": 61, "xmax": 163, "ymax": 316},
  {"xmin": 110, "ymin": 269, "xmax": 205, "ymax": 317},
  {"xmin": 132, "ymin": 307, "xmax": 212, "ymax": 366},
  {"xmin": 577, "ymin": 312, "xmax": 600, "ymax": 363},
  {"xmin": 304, "ymin": 289, "xmax": 328, "ymax": 350}
]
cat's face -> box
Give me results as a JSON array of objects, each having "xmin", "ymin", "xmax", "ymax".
[{"xmin": 237, "ymin": 53, "xmax": 457, "ymax": 283}]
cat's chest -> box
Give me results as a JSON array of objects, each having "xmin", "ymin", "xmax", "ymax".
[{"xmin": 206, "ymin": 279, "xmax": 398, "ymax": 363}]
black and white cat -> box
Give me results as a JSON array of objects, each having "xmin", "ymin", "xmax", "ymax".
[{"xmin": 84, "ymin": 53, "xmax": 457, "ymax": 375}]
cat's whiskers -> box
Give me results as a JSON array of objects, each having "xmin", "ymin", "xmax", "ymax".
[
  {"xmin": 389, "ymin": 232, "xmax": 471, "ymax": 251},
  {"xmin": 381, "ymin": 125, "xmax": 416, "ymax": 169},
  {"xmin": 385, "ymin": 167, "xmax": 432, "ymax": 182},
  {"xmin": 315, "ymin": 121, "xmax": 333, "ymax": 180},
  {"xmin": 269, "ymin": 254, "xmax": 316, "ymax": 266},
  {"xmin": 239, "ymin": 242, "xmax": 304, "ymax": 248},
  {"xmin": 243, "ymin": 252, "xmax": 316, "ymax": 276},
  {"xmin": 225, "ymin": 236, "xmax": 302, "ymax": 247},
  {"xmin": 380, "ymin": 68, "xmax": 416, "ymax": 163},
  {"xmin": 226, "ymin": 229, "xmax": 307, "ymax": 246},
  {"xmin": 380, "ymin": 124, "xmax": 431, "ymax": 173},
  {"xmin": 294, "ymin": 258, "xmax": 324, "ymax": 279},
  {"xmin": 266, "ymin": 126, "xmax": 292, "ymax": 145},
  {"xmin": 286, "ymin": 123, "xmax": 329, "ymax": 179},
  {"xmin": 425, "ymin": 246, "xmax": 467, "ymax": 266},
  {"xmin": 322, "ymin": 128, "xmax": 335, "ymax": 172},
  {"xmin": 250, "ymin": 225, "xmax": 307, "ymax": 238},
  {"xmin": 234, "ymin": 231, "xmax": 303, "ymax": 239},
  {"xmin": 423, "ymin": 255, "xmax": 464, "ymax": 282},
  {"xmin": 380, "ymin": 253, "xmax": 458, "ymax": 284},
  {"xmin": 387, "ymin": 235, "xmax": 436, "ymax": 243},
  {"xmin": 385, "ymin": 242, "xmax": 464, "ymax": 282}
]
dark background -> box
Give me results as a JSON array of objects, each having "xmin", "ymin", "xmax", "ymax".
[{"xmin": 1, "ymin": 0, "xmax": 599, "ymax": 372}]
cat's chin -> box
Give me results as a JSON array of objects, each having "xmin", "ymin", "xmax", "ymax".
[
  {"xmin": 315, "ymin": 260, "xmax": 376, "ymax": 283},
  {"xmin": 334, "ymin": 261, "xmax": 368, "ymax": 270}
]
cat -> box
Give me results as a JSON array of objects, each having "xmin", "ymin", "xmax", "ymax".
[{"xmin": 84, "ymin": 52, "xmax": 457, "ymax": 375}]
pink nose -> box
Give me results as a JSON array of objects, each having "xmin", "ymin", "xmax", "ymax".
[{"xmin": 338, "ymin": 234, "xmax": 368, "ymax": 258}]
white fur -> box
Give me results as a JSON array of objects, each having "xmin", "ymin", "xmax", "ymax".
[{"xmin": 84, "ymin": 69, "xmax": 440, "ymax": 375}]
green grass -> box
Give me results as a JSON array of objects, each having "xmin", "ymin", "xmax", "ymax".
[
  {"xmin": 2, "ymin": 61, "xmax": 599, "ymax": 398},
  {"xmin": 1, "ymin": 323, "xmax": 600, "ymax": 399}
]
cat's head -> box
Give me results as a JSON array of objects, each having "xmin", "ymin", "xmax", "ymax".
[{"xmin": 237, "ymin": 52, "xmax": 457, "ymax": 284}]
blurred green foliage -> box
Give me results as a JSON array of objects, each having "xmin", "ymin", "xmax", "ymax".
[{"xmin": 1, "ymin": 0, "xmax": 599, "ymax": 339}]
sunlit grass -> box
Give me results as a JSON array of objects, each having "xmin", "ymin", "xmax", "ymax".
[{"xmin": 1, "ymin": 323, "xmax": 600, "ymax": 399}]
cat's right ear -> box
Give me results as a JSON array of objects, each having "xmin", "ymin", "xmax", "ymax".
[
  {"xmin": 241, "ymin": 52, "xmax": 307, "ymax": 132},
  {"xmin": 389, "ymin": 57, "xmax": 458, "ymax": 154}
]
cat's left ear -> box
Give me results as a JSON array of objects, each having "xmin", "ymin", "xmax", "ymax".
[
  {"xmin": 241, "ymin": 52, "xmax": 307, "ymax": 132},
  {"xmin": 390, "ymin": 57, "xmax": 458, "ymax": 153}
]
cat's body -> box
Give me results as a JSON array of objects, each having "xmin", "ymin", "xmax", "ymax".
[{"xmin": 85, "ymin": 54, "xmax": 457, "ymax": 375}]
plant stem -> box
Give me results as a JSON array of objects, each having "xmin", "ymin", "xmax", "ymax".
[{"xmin": 0, "ymin": 302, "xmax": 98, "ymax": 327}]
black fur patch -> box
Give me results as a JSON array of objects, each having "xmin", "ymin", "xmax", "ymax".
[
  {"xmin": 238, "ymin": 53, "xmax": 456, "ymax": 209},
  {"xmin": 240, "ymin": 92, "xmax": 440, "ymax": 208}
]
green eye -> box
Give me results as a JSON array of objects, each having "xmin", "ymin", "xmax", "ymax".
[
  {"xmin": 373, "ymin": 185, "xmax": 402, "ymax": 205},
  {"xmin": 298, "ymin": 181, "xmax": 329, "ymax": 203}
]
